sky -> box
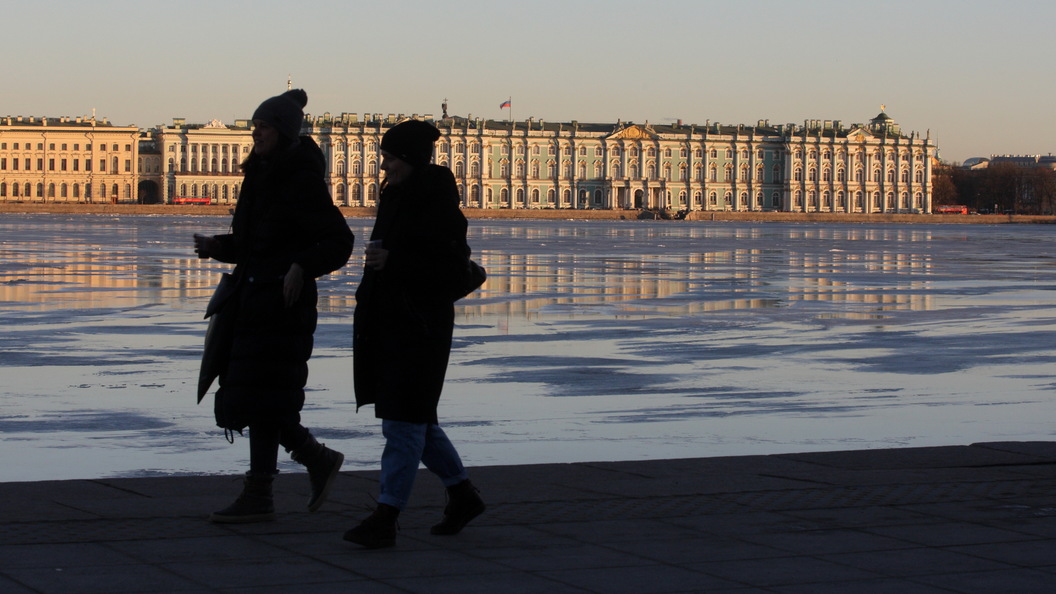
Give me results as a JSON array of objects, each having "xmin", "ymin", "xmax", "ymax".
[{"xmin": 3, "ymin": 0, "xmax": 1053, "ymax": 164}]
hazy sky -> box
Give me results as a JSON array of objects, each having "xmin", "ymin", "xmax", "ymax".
[{"xmin": 4, "ymin": 0, "xmax": 1052, "ymax": 163}]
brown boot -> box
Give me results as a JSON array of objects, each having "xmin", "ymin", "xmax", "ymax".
[
  {"xmin": 209, "ymin": 472, "xmax": 275, "ymax": 523},
  {"xmin": 343, "ymin": 504, "xmax": 399, "ymax": 549},
  {"xmin": 431, "ymin": 479, "xmax": 485, "ymax": 535},
  {"xmin": 290, "ymin": 435, "xmax": 344, "ymax": 512}
]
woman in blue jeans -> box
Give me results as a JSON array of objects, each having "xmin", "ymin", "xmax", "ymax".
[{"xmin": 344, "ymin": 119, "xmax": 484, "ymax": 548}]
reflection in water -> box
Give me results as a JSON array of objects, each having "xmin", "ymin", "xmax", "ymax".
[
  {"xmin": 1, "ymin": 216, "xmax": 942, "ymax": 317},
  {"xmin": 1, "ymin": 214, "xmax": 1055, "ymax": 481}
]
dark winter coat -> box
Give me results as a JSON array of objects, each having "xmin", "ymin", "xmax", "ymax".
[
  {"xmin": 353, "ymin": 165, "xmax": 468, "ymax": 424},
  {"xmin": 207, "ymin": 136, "xmax": 354, "ymax": 431}
]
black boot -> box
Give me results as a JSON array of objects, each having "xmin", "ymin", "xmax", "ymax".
[
  {"xmin": 343, "ymin": 504, "xmax": 399, "ymax": 549},
  {"xmin": 431, "ymin": 479, "xmax": 485, "ymax": 535},
  {"xmin": 290, "ymin": 435, "xmax": 344, "ymax": 512},
  {"xmin": 209, "ymin": 472, "xmax": 275, "ymax": 523}
]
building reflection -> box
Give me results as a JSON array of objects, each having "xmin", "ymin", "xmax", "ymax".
[{"xmin": 1, "ymin": 237, "xmax": 933, "ymax": 316}]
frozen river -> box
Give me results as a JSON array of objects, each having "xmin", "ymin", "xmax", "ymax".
[{"xmin": 2, "ymin": 213, "xmax": 1055, "ymax": 482}]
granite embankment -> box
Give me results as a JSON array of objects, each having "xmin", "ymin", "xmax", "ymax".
[{"xmin": 1, "ymin": 202, "xmax": 1054, "ymax": 224}]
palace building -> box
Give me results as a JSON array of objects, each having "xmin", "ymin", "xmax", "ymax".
[
  {"xmin": 4, "ymin": 107, "xmax": 936, "ymax": 214},
  {"xmin": 0, "ymin": 115, "xmax": 140, "ymax": 203}
]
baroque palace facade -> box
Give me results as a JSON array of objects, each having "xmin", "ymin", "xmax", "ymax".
[{"xmin": 1, "ymin": 108, "xmax": 936, "ymax": 214}]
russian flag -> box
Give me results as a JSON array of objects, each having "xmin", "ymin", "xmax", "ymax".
[{"xmin": 499, "ymin": 99, "xmax": 511, "ymax": 109}]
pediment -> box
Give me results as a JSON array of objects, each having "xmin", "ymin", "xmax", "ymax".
[
  {"xmin": 607, "ymin": 124, "xmax": 657, "ymax": 140},
  {"xmin": 845, "ymin": 126, "xmax": 874, "ymax": 142}
]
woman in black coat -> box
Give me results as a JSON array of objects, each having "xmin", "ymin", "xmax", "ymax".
[
  {"xmin": 344, "ymin": 119, "xmax": 484, "ymax": 548},
  {"xmin": 194, "ymin": 89, "xmax": 354, "ymax": 523}
]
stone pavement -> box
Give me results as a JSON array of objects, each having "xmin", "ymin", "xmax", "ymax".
[{"xmin": 1, "ymin": 442, "xmax": 1055, "ymax": 593}]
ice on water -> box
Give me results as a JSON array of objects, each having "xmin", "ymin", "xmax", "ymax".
[{"xmin": 2, "ymin": 214, "xmax": 1055, "ymax": 481}]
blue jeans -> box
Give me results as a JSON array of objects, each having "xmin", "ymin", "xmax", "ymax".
[{"xmin": 378, "ymin": 420, "xmax": 468, "ymax": 510}]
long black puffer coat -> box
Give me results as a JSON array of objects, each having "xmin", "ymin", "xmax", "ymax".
[
  {"xmin": 209, "ymin": 136, "xmax": 354, "ymax": 431},
  {"xmin": 353, "ymin": 165, "xmax": 468, "ymax": 424}
]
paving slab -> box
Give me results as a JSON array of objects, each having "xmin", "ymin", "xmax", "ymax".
[{"xmin": 0, "ymin": 441, "xmax": 1054, "ymax": 593}]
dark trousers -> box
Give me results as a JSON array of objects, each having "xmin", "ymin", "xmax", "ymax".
[{"xmin": 249, "ymin": 419, "xmax": 310, "ymax": 474}]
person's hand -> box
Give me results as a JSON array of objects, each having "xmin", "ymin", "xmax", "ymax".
[
  {"xmin": 365, "ymin": 245, "xmax": 389, "ymax": 271},
  {"xmin": 283, "ymin": 263, "xmax": 304, "ymax": 307},
  {"xmin": 193, "ymin": 233, "xmax": 219, "ymax": 259}
]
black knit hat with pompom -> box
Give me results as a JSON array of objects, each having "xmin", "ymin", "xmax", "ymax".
[{"xmin": 252, "ymin": 89, "xmax": 308, "ymax": 140}]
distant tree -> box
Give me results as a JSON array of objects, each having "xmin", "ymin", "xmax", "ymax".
[
  {"xmin": 931, "ymin": 163, "xmax": 959, "ymax": 205},
  {"xmin": 1026, "ymin": 167, "xmax": 1056, "ymax": 215},
  {"xmin": 978, "ymin": 162, "xmax": 1018, "ymax": 213}
]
